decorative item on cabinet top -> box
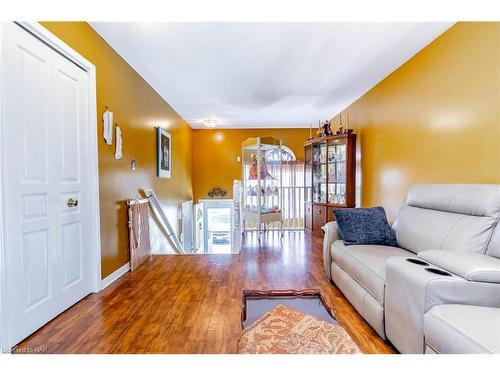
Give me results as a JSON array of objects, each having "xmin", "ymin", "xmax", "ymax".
[
  {"xmin": 309, "ymin": 112, "xmax": 353, "ymax": 140},
  {"xmin": 304, "ymin": 133, "xmax": 356, "ymax": 236}
]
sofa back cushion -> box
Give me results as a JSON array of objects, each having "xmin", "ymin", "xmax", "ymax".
[
  {"xmin": 392, "ymin": 184, "xmax": 500, "ymax": 254},
  {"xmin": 406, "ymin": 184, "xmax": 500, "ymax": 217}
]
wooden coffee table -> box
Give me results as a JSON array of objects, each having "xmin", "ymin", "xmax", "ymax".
[{"xmin": 239, "ymin": 289, "xmax": 360, "ymax": 354}]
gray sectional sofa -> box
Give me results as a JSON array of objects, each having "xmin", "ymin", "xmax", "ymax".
[{"xmin": 323, "ymin": 184, "xmax": 500, "ymax": 354}]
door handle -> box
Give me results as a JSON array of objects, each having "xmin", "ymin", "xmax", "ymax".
[{"xmin": 67, "ymin": 198, "xmax": 79, "ymax": 207}]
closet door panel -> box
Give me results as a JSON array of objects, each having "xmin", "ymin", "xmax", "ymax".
[
  {"xmin": 1, "ymin": 22, "xmax": 59, "ymax": 347},
  {"xmin": 51, "ymin": 48, "xmax": 92, "ymax": 308}
]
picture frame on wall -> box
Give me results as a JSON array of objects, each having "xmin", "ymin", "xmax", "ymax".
[{"xmin": 156, "ymin": 127, "xmax": 171, "ymax": 179}]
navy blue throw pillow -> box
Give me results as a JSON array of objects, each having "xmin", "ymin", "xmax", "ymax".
[{"xmin": 333, "ymin": 207, "xmax": 397, "ymax": 247}]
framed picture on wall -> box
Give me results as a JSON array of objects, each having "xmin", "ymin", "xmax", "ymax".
[{"xmin": 156, "ymin": 127, "xmax": 171, "ymax": 179}]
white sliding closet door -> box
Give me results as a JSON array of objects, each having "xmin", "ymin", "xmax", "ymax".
[{"xmin": 1, "ymin": 22, "xmax": 93, "ymax": 348}]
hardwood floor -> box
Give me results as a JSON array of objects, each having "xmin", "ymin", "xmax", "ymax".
[{"xmin": 15, "ymin": 231, "xmax": 395, "ymax": 354}]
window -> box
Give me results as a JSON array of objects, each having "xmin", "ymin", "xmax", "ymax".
[
  {"xmin": 264, "ymin": 146, "xmax": 296, "ymax": 162},
  {"xmin": 265, "ymin": 146, "xmax": 305, "ymax": 230}
]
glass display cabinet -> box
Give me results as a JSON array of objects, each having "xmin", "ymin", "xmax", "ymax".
[
  {"xmin": 241, "ymin": 137, "xmax": 283, "ymax": 237},
  {"xmin": 304, "ymin": 133, "xmax": 356, "ymax": 236}
]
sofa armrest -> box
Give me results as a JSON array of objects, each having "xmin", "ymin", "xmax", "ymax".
[
  {"xmin": 418, "ymin": 250, "xmax": 500, "ymax": 283},
  {"xmin": 322, "ymin": 221, "xmax": 341, "ymax": 279},
  {"xmin": 385, "ymin": 256, "xmax": 500, "ymax": 353}
]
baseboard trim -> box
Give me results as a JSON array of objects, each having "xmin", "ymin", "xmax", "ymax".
[{"xmin": 100, "ymin": 262, "xmax": 130, "ymax": 290}]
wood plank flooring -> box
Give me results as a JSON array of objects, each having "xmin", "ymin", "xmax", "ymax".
[{"xmin": 14, "ymin": 231, "xmax": 395, "ymax": 354}]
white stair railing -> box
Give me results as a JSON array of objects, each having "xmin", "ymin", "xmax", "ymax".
[{"xmin": 145, "ymin": 189, "xmax": 184, "ymax": 254}]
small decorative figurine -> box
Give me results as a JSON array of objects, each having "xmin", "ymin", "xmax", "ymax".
[
  {"xmin": 320, "ymin": 120, "xmax": 333, "ymax": 137},
  {"xmin": 208, "ymin": 187, "xmax": 227, "ymax": 198},
  {"xmin": 316, "ymin": 119, "xmax": 322, "ymax": 137},
  {"xmin": 346, "ymin": 112, "xmax": 354, "ymax": 134},
  {"xmin": 334, "ymin": 112, "xmax": 354, "ymax": 135},
  {"xmin": 248, "ymin": 154, "xmax": 273, "ymax": 180}
]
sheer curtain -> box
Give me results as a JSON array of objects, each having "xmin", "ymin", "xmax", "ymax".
[{"xmin": 281, "ymin": 161, "xmax": 305, "ymax": 229}]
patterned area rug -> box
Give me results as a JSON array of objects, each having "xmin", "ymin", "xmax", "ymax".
[{"xmin": 238, "ymin": 304, "xmax": 361, "ymax": 354}]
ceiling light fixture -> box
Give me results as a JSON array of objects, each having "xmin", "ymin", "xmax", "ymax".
[{"xmin": 202, "ymin": 118, "xmax": 220, "ymax": 128}]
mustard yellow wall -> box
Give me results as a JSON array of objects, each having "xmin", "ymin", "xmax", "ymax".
[
  {"xmin": 192, "ymin": 128, "xmax": 309, "ymax": 202},
  {"xmin": 40, "ymin": 21, "xmax": 500, "ymax": 269},
  {"xmin": 331, "ymin": 22, "xmax": 500, "ymax": 220},
  {"xmin": 41, "ymin": 22, "xmax": 193, "ymax": 277}
]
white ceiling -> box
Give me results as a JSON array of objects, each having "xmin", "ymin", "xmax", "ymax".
[{"xmin": 90, "ymin": 22, "xmax": 452, "ymax": 129}]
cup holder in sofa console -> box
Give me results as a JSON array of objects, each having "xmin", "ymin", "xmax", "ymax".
[
  {"xmin": 425, "ymin": 267, "xmax": 452, "ymax": 277},
  {"xmin": 405, "ymin": 258, "xmax": 429, "ymax": 266}
]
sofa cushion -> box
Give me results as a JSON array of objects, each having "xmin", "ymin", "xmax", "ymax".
[
  {"xmin": 331, "ymin": 241, "xmax": 413, "ymax": 304},
  {"xmin": 333, "ymin": 207, "xmax": 397, "ymax": 247},
  {"xmin": 424, "ymin": 304, "xmax": 500, "ymax": 354},
  {"xmin": 393, "ymin": 184, "xmax": 500, "ymax": 255},
  {"xmin": 393, "ymin": 206, "xmax": 497, "ymax": 254}
]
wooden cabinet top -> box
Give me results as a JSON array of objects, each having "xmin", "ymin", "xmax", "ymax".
[{"xmin": 304, "ymin": 133, "xmax": 356, "ymax": 146}]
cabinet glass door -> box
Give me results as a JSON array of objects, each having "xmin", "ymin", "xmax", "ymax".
[
  {"xmin": 312, "ymin": 143, "xmax": 327, "ymax": 204},
  {"xmin": 304, "ymin": 145, "xmax": 312, "ymax": 203},
  {"xmin": 327, "ymin": 142, "xmax": 347, "ymax": 205}
]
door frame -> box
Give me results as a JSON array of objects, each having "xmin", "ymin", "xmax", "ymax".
[
  {"xmin": 0, "ymin": 22, "xmax": 101, "ymax": 351},
  {"xmin": 199, "ymin": 199, "xmax": 233, "ymax": 253}
]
